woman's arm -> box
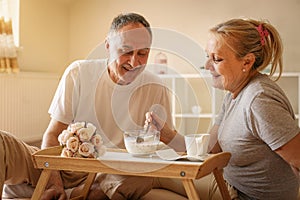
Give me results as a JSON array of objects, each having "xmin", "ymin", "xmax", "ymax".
[
  {"xmin": 208, "ymin": 124, "xmax": 222, "ymax": 153},
  {"xmin": 275, "ymin": 133, "xmax": 300, "ymax": 176}
]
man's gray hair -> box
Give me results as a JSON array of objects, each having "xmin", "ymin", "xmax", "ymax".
[{"xmin": 108, "ymin": 13, "xmax": 152, "ymax": 38}]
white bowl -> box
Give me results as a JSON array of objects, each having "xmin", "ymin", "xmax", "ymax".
[{"xmin": 124, "ymin": 129, "xmax": 160, "ymax": 156}]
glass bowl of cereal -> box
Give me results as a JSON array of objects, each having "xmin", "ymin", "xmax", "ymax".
[{"xmin": 124, "ymin": 129, "xmax": 160, "ymax": 156}]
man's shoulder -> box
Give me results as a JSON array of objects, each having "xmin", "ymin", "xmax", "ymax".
[
  {"xmin": 141, "ymin": 70, "xmax": 163, "ymax": 84},
  {"xmin": 64, "ymin": 59, "xmax": 106, "ymax": 77},
  {"xmin": 68, "ymin": 59, "xmax": 106, "ymax": 70}
]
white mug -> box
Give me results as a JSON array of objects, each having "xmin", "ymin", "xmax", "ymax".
[{"xmin": 184, "ymin": 133, "xmax": 210, "ymax": 157}]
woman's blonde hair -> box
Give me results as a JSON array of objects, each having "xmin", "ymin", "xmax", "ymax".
[{"xmin": 210, "ymin": 18, "xmax": 283, "ymax": 80}]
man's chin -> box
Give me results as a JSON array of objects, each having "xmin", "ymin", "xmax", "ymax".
[
  {"xmin": 122, "ymin": 71, "xmax": 143, "ymax": 84},
  {"xmin": 118, "ymin": 76, "xmax": 136, "ymax": 85}
]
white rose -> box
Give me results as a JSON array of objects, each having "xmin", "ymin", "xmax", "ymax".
[
  {"xmin": 86, "ymin": 123, "xmax": 96, "ymax": 133},
  {"xmin": 78, "ymin": 142, "xmax": 95, "ymax": 157},
  {"xmin": 58, "ymin": 130, "xmax": 74, "ymax": 145},
  {"xmin": 91, "ymin": 134, "xmax": 103, "ymax": 147},
  {"xmin": 77, "ymin": 123, "xmax": 96, "ymax": 142},
  {"xmin": 69, "ymin": 122, "xmax": 86, "ymax": 133},
  {"xmin": 95, "ymin": 145, "xmax": 106, "ymax": 157},
  {"xmin": 66, "ymin": 136, "xmax": 79, "ymax": 153},
  {"xmin": 61, "ymin": 147, "xmax": 74, "ymax": 157}
]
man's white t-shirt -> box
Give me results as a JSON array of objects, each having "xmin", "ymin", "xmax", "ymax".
[{"xmin": 49, "ymin": 59, "xmax": 172, "ymax": 149}]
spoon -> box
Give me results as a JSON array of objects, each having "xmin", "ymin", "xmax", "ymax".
[
  {"xmin": 136, "ymin": 124, "xmax": 150, "ymax": 143},
  {"xmin": 136, "ymin": 136, "xmax": 144, "ymax": 143}
]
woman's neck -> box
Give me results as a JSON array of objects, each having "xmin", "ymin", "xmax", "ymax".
[{"xmin": 232, "ymin": 70, "xmax": 258, "ymax": 99}]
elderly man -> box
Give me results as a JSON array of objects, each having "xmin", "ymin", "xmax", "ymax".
[{"xmin": 1, "ymin": 13, "xmax": 184, "ymax": 200}]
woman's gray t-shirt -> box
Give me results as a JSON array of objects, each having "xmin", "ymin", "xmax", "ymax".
[{"xmin": 215, "ymin": 73, "xmax": 299, "ymax": 199}]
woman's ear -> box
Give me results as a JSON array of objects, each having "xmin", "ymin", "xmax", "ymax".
[{"xmin": 243, "ymin": 53, "xmax": 255, "ymax": 71}]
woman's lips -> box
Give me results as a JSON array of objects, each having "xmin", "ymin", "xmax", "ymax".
[{"xmin": 211, "ymin": 73, "xmax": 220, "ymax": 78}]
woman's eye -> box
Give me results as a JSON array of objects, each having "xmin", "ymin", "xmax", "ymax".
[{"xmin": 213, "ymin": 57, "xmax": 223, "ymax": 63}]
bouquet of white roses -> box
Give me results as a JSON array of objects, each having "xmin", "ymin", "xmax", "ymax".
[{"xmin": 58, "ymin": 122, "xmax": 106, "ymax": 158}]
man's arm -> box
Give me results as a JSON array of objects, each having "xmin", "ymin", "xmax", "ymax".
[
  {"xmin": 40, "ymin": 118, "xmax": 69, "ymax": 200},
  {"xmin": 41, "ymin": 118, "xmax": 68, "ymax": 149}
]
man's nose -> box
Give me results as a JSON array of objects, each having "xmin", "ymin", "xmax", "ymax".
[{"xmin": 129, "ymin": 54, "xmax": 140, "ymax": 68}]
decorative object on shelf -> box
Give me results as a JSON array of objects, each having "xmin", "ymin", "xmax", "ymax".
[
  {"xmin": 154, "ymin": 51, "xmax": 168, "ymax": 74},
  {"xmin": 0, "ymin": 17, "xmax": 19, "ymax": 73},
  {"xmin": 191, "ymin": 105, "xmax": 202, "ymax": 114},
  {"xmin": 58, "ymin": 122, "xmax": 106, "ymax": 158}
]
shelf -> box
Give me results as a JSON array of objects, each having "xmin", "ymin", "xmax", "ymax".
[
  {"xmin": 269, "ymin": 72, "xmax": 300, "ymax": 77},
  {"xmin": 158, "ymin": 71, "xmax": 300, "ymax": 133},
  {"xmin": 158, "ymin": 71, "xmax": 300, "ymax": 79},
  {"xmin": 174, "ymin": 113, "xmax": 213, "ymax": 118},
  {"xmin": 157, "ymin": 71, "xmax": 211, "ymax": 79}
]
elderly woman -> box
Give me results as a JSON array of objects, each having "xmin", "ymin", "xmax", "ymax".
[{"xmin": 147, "ymin": 18, "xmax": 300, "ymax": 199}]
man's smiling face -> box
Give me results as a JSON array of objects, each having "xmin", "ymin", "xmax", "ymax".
[{"xmin": 106, "ymin": 23, "xmax": 152, "ymax": 85}]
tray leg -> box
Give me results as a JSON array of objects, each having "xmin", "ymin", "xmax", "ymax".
[
  {"xmin": 182, "ymin": 179, "xmax": 200, "ymax": 200},
  {"xmin": 213, "ymin": 169, "xmax": 231, "ymax": 200},
  {"xmin": 81, "ymin": 173, "xmax": 96, "ymax": 199},
  {"xmin": 31, "ymin": 169, "xmax": 51, "ymax": 200}
]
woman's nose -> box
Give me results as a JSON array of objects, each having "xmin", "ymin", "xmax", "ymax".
[{"xmin": 204, "ymin": 59, "xmax": 213, "ymax": 70}]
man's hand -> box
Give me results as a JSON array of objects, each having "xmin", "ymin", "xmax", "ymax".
[
  {"xmin": 40, "ymin": 187, "xmax": 67, "ymax": 200},
  {"xmin": 40, "ymin": 171, "xmax": 67, "ymax": 200},
  {"xmin": 144, "ymin": 111, "xmax": 165, "ymax": 131}
]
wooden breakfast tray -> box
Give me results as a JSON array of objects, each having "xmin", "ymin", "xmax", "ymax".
[{"xmin": 31, "ymin": 146, "xmax": 231, "ymax": 200}]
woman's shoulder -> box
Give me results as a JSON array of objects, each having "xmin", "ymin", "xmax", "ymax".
[
  {"xmin": 242, "ymin": 73, "xmax": 290, "ymax": 109},
  {"xmin": 245, "ymin": 73, "xmax": 283, "ymax": 97}
]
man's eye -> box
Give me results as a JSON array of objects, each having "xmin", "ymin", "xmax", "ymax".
[
  {"xmin": 138, "ymin": 49, "xmax": 149, "ymax": 56},
  {"xmin": 138, "ymin": 51, "xmax": 148, "ymax": 56}
]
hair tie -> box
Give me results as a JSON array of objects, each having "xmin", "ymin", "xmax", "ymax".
[{"xmin": 256, "ymin": 24, "xmax": 269, "ymax": 46}]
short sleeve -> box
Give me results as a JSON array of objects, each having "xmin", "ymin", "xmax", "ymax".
[
  {"xmin": 248, "ymin": 92, "xmax": 300, "ymax": 150},
  {"xmin": 48, "ymin": 61, "xmax": 80, "ymax": 124}
]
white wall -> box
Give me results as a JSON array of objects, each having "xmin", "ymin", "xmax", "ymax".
[
  {"xmin": 19, "ymin": 0, "xmax": 70, "ymax": 74},
  {"xmin": 19, "ymin": 0, "xmax": 300, "ymax": 74},
  {"xmin": 12, "ymin": 0, "xmax": 300, "ymax": 137}
]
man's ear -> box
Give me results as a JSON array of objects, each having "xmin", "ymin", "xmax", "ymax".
[
  {"xmin": 105, "ymin": 38, "xmax": 109, "ymax": 50},
  {"xmin": 243, "ymin": 53, "xmax": 255, "ymax": 71}
]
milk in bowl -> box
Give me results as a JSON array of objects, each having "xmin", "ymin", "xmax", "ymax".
[{"xmin": 124, "ymin": 129, "xmax": 160, "ymax": 156}]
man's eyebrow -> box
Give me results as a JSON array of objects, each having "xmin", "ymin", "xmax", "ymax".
[{"xmin": 121, "ymin": 45, "xmax": 132, "ymax": 49}]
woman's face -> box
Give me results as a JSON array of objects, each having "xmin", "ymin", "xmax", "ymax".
[{"xmin": 205, "ymin": 35, "xmax": 248, "ymax": 93}]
